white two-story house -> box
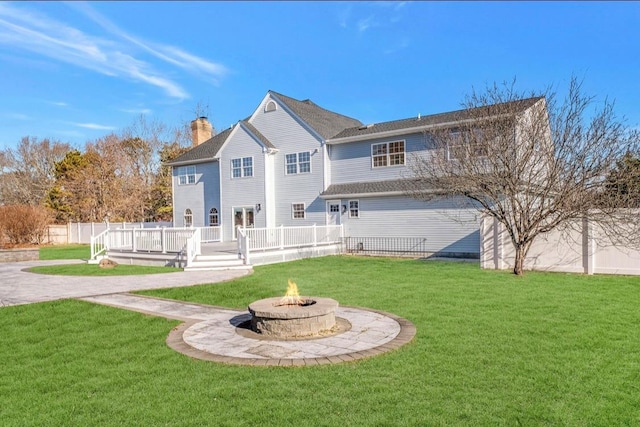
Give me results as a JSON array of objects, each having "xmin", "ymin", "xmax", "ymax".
[{"xmin": 168, "ymin": 91, "xmax": 543, "ymax": 258}]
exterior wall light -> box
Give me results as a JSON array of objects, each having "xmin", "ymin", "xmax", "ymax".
[{"xmin": 256, "ymin": 203, "xmax": 261, "ymax": 213}]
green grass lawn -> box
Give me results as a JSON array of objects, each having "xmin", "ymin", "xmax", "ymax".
[
  {"xmin": 39, "ymin": 244, "xmax": 91, "ymax": 260},
  {"xmin": 36, "ymin": 244, "xmax": 180, "ymax": 275},
  {"xmin": 28, "ymin": 263, "xmax": 182, "ymax": 276},
  {"xmin": 2, "ymin": 256, "xmax": 640, "ymax": 426}
]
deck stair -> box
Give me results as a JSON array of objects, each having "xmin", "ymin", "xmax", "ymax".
[{"xmin": 184, "ymin": 253, "xmax": 249, "ymax": 271}]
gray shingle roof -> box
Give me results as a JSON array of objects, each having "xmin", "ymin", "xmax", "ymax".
[
  {"xmin": 331, "ymin": 97, "xmax": 543, "ymax": 140},
  {"xmin": 241, "ymin": 121, "xmax": 275, "ymax": 149},
  {"xmin": 321, "ymin": 179, "xmax": 433, "ymax": 197},
  {"xmin": 167, "ymin": 119, "xmax": 275, "ymax": 166},
  {"xmin": 167, "ymin": 126, "xmax": 232, "ymax": 166},
  {"xmin": 269, "ymin": 91, "xmax": 363, "ymax": 139}
]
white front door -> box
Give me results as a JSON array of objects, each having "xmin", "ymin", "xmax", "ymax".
[
  {"xmin": 233, "ymin": 206, "xmax": 255, "ymax": 239},
  {"xmin": 326, "ymin": 200, "xmax": 341, "ymax": 226}
]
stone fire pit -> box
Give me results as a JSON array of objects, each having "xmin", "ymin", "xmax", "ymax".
[{"xmin": 248, "ymin": 296, "xmax": 339, "ymax": 339}]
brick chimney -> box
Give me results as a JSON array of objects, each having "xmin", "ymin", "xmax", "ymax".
[{"xmin": 191, "ymin": 117, "xmax": 213, "ymax": 147}]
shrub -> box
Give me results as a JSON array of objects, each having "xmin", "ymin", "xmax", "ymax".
[{"xmin": 0, "ymin": 205, "xmax": 52, "ymax": 247}]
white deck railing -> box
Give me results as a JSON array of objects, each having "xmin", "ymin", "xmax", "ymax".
[
  {"xmin": 237, "ymin": 224, "xmax": 343, "ymax": 264},
  {"xmin": 90, "ymin": 229, "xmax": 109, "ymax": 260},
  {"xmin": 90, "ymin": 226, "xmax": 218, "ymax": 260}
]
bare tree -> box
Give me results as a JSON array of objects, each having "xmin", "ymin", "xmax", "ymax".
[
  {"xmin": 409, "ymin": 77, "xmax": 640, "ymax": 275},
  {"xmin": 0, "ymin": 137, "xmax": 71, "ymax": 205}
]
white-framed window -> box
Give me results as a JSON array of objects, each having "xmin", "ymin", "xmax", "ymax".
[
  {"xmin": 285, "ymin": 151, "xmax": 311, "ymax": 175},
  {"xmin": 292, "ymin": 203, "xmax": 305, "ymax": 219},
  {"xmin": 231, "ymin": 157, "xmax": 253, "ymax": 178},
  {"xmin": 349, "ymin": 200, "xmax": 359, "ymax": 218},
  {"xmin": 184, "ymin": 208, "xmax": 193, "ymax": 227},
  {"xmin": 447, "ymin": 128, "xmax": 487, "ymax": 161},
  {"xmin": 178, "ymin": 166, "xmax": 196, "ymax": 185},
  {"xmin": 372, "ymin": 141, "xmax": 405, "ymax": 168},
  {"xmin": 208, "ymin": 208, "xmax": 219, "ymax": 226}
]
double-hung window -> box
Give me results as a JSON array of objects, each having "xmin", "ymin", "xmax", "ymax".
[
  {"xmin": 285, "ymin": 151, "xmax": 311, "ymax": 175},
  {"xmin": 447, "ymin": 128, "xmax": 487, "ymax": 161},
  {"xmin": 372, "ymin": 141, "xmax": 405, "ymax": 168},
  {"xmin": 292, "ymin": 203, "xmax": 305, "ymax": 219},
  {"xmin": 349, "ymin": 200, "xmax": 359, "ymax": 218},
  {"xmin": 178, "ymin": 166, "xmax": 196, "ymax": 185},
  {"xmin": 231, "ymin": 157, "xmax": 253, "ymax": 178}
]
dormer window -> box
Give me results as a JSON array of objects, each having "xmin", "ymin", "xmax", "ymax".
[{"xmin": 265, "ymin": 100, "xmax": 277, "ymax": 112}]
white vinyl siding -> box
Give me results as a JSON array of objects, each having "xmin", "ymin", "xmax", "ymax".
[{"xmin": 178, "ymin": 166, "xmax": 196, "ymax": 185}]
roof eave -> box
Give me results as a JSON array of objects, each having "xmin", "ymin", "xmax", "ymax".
[{"xmin": 167, "ymin": 157, "xmax": 219, "ymax": 167}]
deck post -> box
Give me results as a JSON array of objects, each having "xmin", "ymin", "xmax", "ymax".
[
  {"xmin": 313, "ymin": 223, "xmax": 317, "ymax": 247},
  {"xmin": 132, "ymin": 228, "xmax": 137, "ymax": 252},
  {"xmin": 161, "ymin": 227, "xmax": 166, "ymax": 254}
]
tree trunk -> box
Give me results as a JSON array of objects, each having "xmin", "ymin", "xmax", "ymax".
[{"xmin": 513, "ymin": 241, "xmax": 532, "ymax": 275}]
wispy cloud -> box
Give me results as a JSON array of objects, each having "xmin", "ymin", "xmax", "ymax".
[
  {"xmin": 69, "ymin": 2, "xmax": 228, "ymax": 85},
  {"xmin": 73, "ymin": 122, "xmax": 116, "ymax": 130},
  {"xmin": 121, "ymin": 108, "xmax": 153, "ymax": 115},
  {"xmin": 49, "ymin": 101, "xmax": 68, "ymax": 107},
  {"xmin": 6, "ymin": 113, "xmax": 30, "ymax": 120},
  {"xmin": 0, "ymin": 2, "xmax": 227, "ymax": 99},
  {"xmin": 357, "ymin": 15, "xmax": 378, "ymax": 33},
  {"xmin": 339, "ymin": 2, "xmax": 409, "ymax": 34}
]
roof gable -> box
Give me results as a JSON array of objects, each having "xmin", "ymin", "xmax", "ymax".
[{"xmin": 268, "ymin": 91, "xmax": 363, "ymax": 140}]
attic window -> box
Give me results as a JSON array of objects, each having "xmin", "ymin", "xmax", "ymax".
[{"xmin": 265, "ymin": 101, "xmax": 277, "ymax": 112}]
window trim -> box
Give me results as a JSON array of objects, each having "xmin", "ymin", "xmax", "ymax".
[
  {"xmin": 291, "ymin": 202, "xmax": 306, "ymax": 219},
  {"xmin": 265, "ymin": 100, "xmax": 277, "ymax": 112},
  {"xmin": 447, "ymin": 129, "xmax": 487, "ymax": 161},
  {"xmin": 178, "ymin": 166, "xmax": 196, "ymax": 185},
  {"xmin": 285, "ymin": 151, "xmax": 312, "ymax": 175},
  {"xmin": 371, "ymin": 140, "xmax": 405, "ymax": 168},
  {"xmin": 208, "ymin": 207, "xmax": 219, "ymax": 226},
  {"xmin": 231, "ymin": 156, "xmax": 254, "ymax": 178},
  {"xmin": 184, "ymin": 208, "xmax": 193, "ymax": 227},
  {"xmin": 348, "ymin": 200, "xmax": 359, "ymax": 218}
]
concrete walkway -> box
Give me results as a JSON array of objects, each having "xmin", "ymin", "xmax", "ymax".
[{"xmin": 0, "ymin": 259, "xmax": 251, "ymax": 307}]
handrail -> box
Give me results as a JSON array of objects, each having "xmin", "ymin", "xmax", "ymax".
[
  {"xmin": 185, "ymin": 228, "xmax": 201, "ymax": 268},
  {"xmin": 237, "ymin": 227, "xmax": 250, "ymax": 265},
  {"xmin": 90, "ymin": 228, "xmax": 110, "ymax": 260}
]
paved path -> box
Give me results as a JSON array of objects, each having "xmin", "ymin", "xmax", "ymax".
[
  {"xmin": 0, "ymin": 260, "xmax": 251, "ymax": 307},
  {"xmin": 81, "ymin": 293, "xmax": 416, "ymax": 366}
]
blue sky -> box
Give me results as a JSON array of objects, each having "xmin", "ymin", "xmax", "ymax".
[{"xmin": 1, "ymin": 1, "xmax": 639, "ymax": 150}]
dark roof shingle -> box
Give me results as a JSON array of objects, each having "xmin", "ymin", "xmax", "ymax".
[
  {"xmin": 167, "ymin": 126, "xmax": 232, "ymax": 165},
  {"xmin": 270, "ymin": 91, "xmax": 363, "ymax": 139},
  {"xmin": 331, "ymin": 97, "xmax": 543, "ymax": 140}
]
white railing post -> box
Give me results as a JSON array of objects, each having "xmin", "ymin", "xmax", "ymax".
[
  {"xmin": 280, "ymin": 225, "xmax": 284, "ymax": 250},
  {"xmin": 161, "ymin": 227, "xmax": 166, "ymax": 254},
  {"xmin": 313, "ymin": 223, "xmax": 317, "ymax": 247},
  {"xmin": 132, "ymin": 228, "xmax": 137, "ymax": 252}
]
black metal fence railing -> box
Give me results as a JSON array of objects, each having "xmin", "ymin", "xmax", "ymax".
[{"xmin": 344, "ymin": 236, "xmax": 432, "ymax": 257}]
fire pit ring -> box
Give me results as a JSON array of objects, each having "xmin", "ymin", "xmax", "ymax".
[{"xmin": 248, "ymin": 297, "xmax": 338, "ymax": 338}]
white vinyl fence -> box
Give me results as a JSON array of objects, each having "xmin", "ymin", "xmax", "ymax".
[
  {"xmin": 481, "ymin": 215, "xmax": 640, "ymax": 275},
  {"xmin": 68, "ymin": 221, "xmax": 173, "ymax": 244}
]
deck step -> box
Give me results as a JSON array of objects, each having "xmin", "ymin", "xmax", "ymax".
[{"xmin": 184, "ymin": 254, "xmax": 250, "ymax": 272}]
